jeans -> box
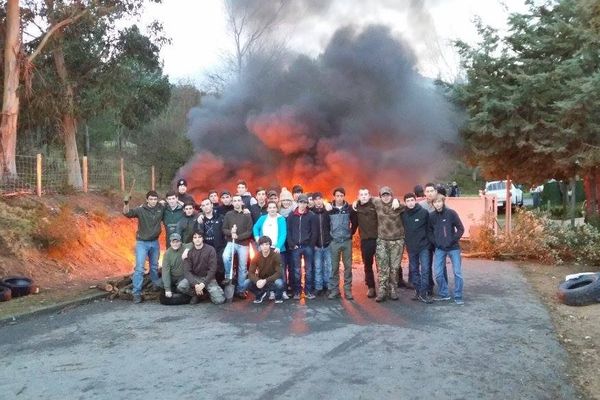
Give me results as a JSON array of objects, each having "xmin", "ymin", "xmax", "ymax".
[
  {"xmin": 133, "ymin": 240, "xmax": 161, "ymax": 295},
  {"xmin": 292, "ymin": 245, "xmax": 314, "ymax": 295},
  {"xmin": 284, "ymin": 250, "xmax": 294, "ymax": 291},
  {"xmin": 428, "ymin": 245, "xmax": 448, "ymax": 293},
  {"xmin": 434, "ymin": 248, "xmax": 463, "ymax": 299},
  {"xmin": 314, "ymin": 246, "xmax": 332, "ymax": 291},
  {"xmin": 279, "ymin": 252, "xmax": 288, "ymax": 287},
  {"xmin": 222, "ymin": 242, "xmax": 249, "ymax": 293},
  {"xmin": 408, "ymin": 247, "xmax": 431, "ymax": 296},
  {"xmin": 245, "ymin": 278, "xmax": 285, "ymax": 300},
  {"xmin": 360, "ymin": 238, "xmax": 377, "ymax": 289}
]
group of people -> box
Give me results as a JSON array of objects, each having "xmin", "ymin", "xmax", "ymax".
[{"xmin": 122, "ymin": 179, "xmax": 465, "ymax": 306}]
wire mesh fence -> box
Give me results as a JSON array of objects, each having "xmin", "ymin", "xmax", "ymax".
[{"xmin": 0, "ymin": 154, "xmax": 159, "ymax": 196}]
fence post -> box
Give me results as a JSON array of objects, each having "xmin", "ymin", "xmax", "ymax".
[
  {"xmin": 151, "ymin": 166, "xmax": 155, "ymax": 191},
  {"xmin": 82, "ymin": 156, "xmax": 88, "ymax": 193},
  {"xmin": 36, "ymin": 153, "xmax": 42, "ymax": 197},
  {"xmin": 505, "ymin": 175, "xmax": 512, "ymax": 236},
  {"xmin": 120, "ymin": 158, "xmax": 125, "ymax": 192}
]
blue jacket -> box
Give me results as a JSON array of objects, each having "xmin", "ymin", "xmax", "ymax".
[
  {"xmin": 427, "ymin": 206, "xmax": 464, "ymax": 251},
  {"xmin": 253, "ymin": 214, "xmax": 287, "ymax": 252}
]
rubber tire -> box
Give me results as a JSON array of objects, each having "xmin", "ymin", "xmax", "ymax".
[
  {"xmin": 558, "ymin": 273, "xmax": 600, "ymax": 306},
  {"xmin": 159, "ymin": 291, "xmax": 191, "ymax": 306},
  {"xmin": 0, "ymin": 284, "xmax": 11, "ymax": 302},
  {"xmin": 2, "ymin": 276, "xmax": 33, "ymax": 298}
]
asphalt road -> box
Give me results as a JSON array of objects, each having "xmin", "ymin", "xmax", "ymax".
[{"xmin": 0, "ymin": 259, "xmax": 579, "ymax": 400}]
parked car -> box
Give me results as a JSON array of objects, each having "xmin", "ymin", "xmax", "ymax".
[{"xmin": 484, "ymin": 180, "xmax": 523, "ymax": 209}]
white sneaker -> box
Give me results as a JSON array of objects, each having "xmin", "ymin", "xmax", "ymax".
[
  {"xmin": 269, "ymin": 291, "xmax": 275, "ymax": 300},
  {"xmin": 282, "ymin": 292, "xmax": 290, "ymax": 300}
]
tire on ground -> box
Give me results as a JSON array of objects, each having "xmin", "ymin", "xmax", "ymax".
[
  {"xmin": 557, "ymin": 273, "xmax": 600, "ymax": 306},
  {"xmin": 1, "ymin": 276, "xmax": 33, "ymax": 298},
  {"xmin": 159, "ymin": 291, "xmax": 191, "ymax": 305},
  {"xmin": 0, "ymin": 284, "xmax": 12, "ymax": 302}
]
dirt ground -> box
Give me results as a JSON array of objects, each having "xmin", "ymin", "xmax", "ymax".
[{"xmin": 519, "ymin": 262, "xmax": 600, "ymax": 400}]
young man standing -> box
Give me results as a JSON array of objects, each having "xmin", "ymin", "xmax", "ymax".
[
  {"xmin": 222, "ymin": 195, "xmax": 254, "ymax": 298},
  {"xmin": 183, "ymin": 231, "xmax": 226, "ymax": 305},
  {"xmin": 196, "ymin": 199, "xmax": 226, "ymax": 283},
  {"xmin": 236, "ymin": 180, "xmax": 257, "ymax": 210},
  {"xmin": 401, "ymin": 193, "xmax": 433, "ymax": 304},
  {"xmin": 244, "ymin": 236, "xmax": 285, "ymax": 303},
  {"xmin": 176, "ymin": 179, "xmax": 196, "ymax": 208},
  {"xmin": 311, "ymin": 192, "xmax": 332, "ymax": 296},
  {"xmin": 250, "ymin": 187, "xmax": 268, "ymax": 223},
  {"xmin": 328, "ymin": 187, "xmax": 358, "ymax": 300},
  {"xmin": 123, "ymin": 190, "xmax": 165, "ymax": 303},
  {"xmin": 372, "ymin": 186, "xmax": 405, "ymax": 302},
  {"xmin": 163, "ymin": 191, "xmax": 184, "ymax": 248},
  {"xmin": 161, "ymin": 233, "xmax": 192, "ymax": 298},
  {"xmin": 420, "ymin": 182, "xmax": 447, "ymax": 294},
  {"xmin": 354, "ymin": 188, "xmax": 378, "ymax": 298},
  {"xmin": 176, "ymin": 202, "xmax": 197, "ymax": 244},
  {"xmin": 428, "ymin": 194, "xmax": 465, "ymax": 305},
  {"xmin": 286, "ymin": 194, "xmax": 316, "ymax": 300}
]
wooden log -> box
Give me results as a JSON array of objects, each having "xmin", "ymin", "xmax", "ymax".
[
  {"xmin": 114, "ymin": 276, "xmax": 132, "ymax": 288},
  {"xmin": 95, "ymin": 282, "xmax": 114, "ymax": 292}
]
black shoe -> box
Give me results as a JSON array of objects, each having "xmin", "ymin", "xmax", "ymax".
[
  {"xmin": 253, "ymin": 292, "xmax": 267, "ymax": 304},
  {"xmin": 367, "ymin": 288, "xmax": 376, "ymax": 298},
  {"xmin": 190, "ymin": 295, "xmax": 200, "ymax": 304}
]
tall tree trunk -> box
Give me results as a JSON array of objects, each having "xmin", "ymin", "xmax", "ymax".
[
  {"xmin": 52, "ymin": 35, "xmax": 82, "ymax": 189},
  {"xmin": 0, "ymin": 0, "xmax": 20, "ymax": 180},
  {"xmin": 584, "ymin": 167, "xmax": 598, "ymax": 222}
]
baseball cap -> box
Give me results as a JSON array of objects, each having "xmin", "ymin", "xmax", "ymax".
[
  {"xmin": 267, "ymin": 190, "xmax": 278, "ymax": 198},
  {"xmin": 297, "ymin": 194, "xmax": 309, "ymax": 203},
  {"xmin": 169, "ymin": 233, "xmax": 182, "ymax": 241},
  {"xmin": 379, "ymin": 186, "xmax": 393, "ymax": 196}
]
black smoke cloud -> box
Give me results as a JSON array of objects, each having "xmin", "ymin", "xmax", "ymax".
[{"xmin": 181, "ymin": 24, "xmax": 458, "ymax": 195}]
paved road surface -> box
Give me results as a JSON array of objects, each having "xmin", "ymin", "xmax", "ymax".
[{"xmin": 0, "ymin": 260, "xmax": 579, "ymax": 400}]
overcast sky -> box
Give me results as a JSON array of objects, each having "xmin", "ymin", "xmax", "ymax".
[{"xmin": 137, "ymin": 0, "xmax": 528, "ymax": 85}]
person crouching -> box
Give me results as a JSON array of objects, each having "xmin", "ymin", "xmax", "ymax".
[
  {"xmin": 182, "ymin": 231, "xmax": 226, "ymax": 305},
  {"xmin": 244, "ymin": 236, "xmax": 285, "ymax": 304}
]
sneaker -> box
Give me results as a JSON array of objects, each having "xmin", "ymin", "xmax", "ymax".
[
  {"xmin": 282, "ymin": 292, "xmax": 290, "ymax": 300},
  {"xmin": 327, "ymin": 291, "xmax": 340, "ymax": 300},
  {"xmin": 367, "ymin": 288, "xmax": 376, "ymax": 298},
  {"xmin": 433, "ymin": 295, "xmax": 451, "ymax": 301},
  {"xmin": 254, "ymin": 292, "xmax": 267, "ymax": 304},
  {"xmin": 389, "ymin": 290, "xmax": 399, "ymax": 301},
  {"xmin": 269, "ymin": 291, "xmax": 275, "ymax": 300},
  {"xmin": 375, "ymin": 294, "xmax": 386, "ymax": 302},
  {"xmin": 418, "ymin": 294, "xmax": 434, "ymax": 304},
  {"xmin": 222, "ymin": 278, "xmax": 231, "ymax": 285},
  {"xmin": 133, "ymin": 294, "xmax": 142, "ymax": 304},
  {"xmin": 275, "ymin": 299, "xmax": 283, "ymax": 304},
  {"xmin": 293, "ymin": 293, "xmax": 301, "ymax": 300},
  {"xmin": 455, "ymin": 298, "xmax": 465, "ymax": 305},
  {"xmin": 305, "ymin": 292, "xmax": 316, "ymax": 300},
  {"xmin": 411, "ymin": 294, "xmax": 419, "ymax": 301}
]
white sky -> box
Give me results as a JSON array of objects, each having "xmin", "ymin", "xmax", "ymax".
[{"xmin": 137, "ymin": 0, "xmax": 529, "ymax": 85}]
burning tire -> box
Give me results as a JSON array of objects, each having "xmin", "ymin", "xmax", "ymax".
[
  {"xmin": 159, "ymin": 291, "xmax": 192, "ymax": 306},
  {"xmin": 558, "ymin": 273, "xmax": 600, "ymax": 306},
  {"xmin": 0, "ymin": 284, "xmax": 11, "ymax": 302},
  {"xmin": 2, "ymin": 276, "xmax": 33, "ymax": 298}
]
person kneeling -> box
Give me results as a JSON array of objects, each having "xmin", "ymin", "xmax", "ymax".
[
  {"xmin": 245, "ymin": 236, "xmax": 285, "ymax": 304},
  {"xmin": 162, "ymin": 233, "xmax": 193, "ymax": 298},
  {"xmin": 182, "ymin": 231, "xmax": 226, "ymax": 305}
]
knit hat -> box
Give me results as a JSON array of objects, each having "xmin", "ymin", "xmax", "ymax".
[
  {"xmin": 177, "ymin": 178, "xmax": 187, "ymax": 187},
  {"xmin": 280, "ymin": 188, "xmax": 293, "ymax": 202}
]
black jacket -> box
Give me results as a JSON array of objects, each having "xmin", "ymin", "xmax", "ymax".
[
  {"xmin": 428, "ymin": 206, "xmax": 464, "ymax": 251},
  {"xmin": 401, "ymin": 204, "xmax": 430, "ymax": 253},
  {"xmin": 195, "ymin": 213, "xmax": 225, "ymax": 250},
  {"xmin": 312, "ymin": 206, "xmax": 332, "ymax": 248},
  {"xmin": 286, "ymin": 209, "xmax": 316, "ymax": 247},
  {"xmin": 176, "ymin": 213, "xmax": 197, "ymax": 244},
  {"xmin": 250, "ymin": 202, "xmax": 268, "ymax": 224}
]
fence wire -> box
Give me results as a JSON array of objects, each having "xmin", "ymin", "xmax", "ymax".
[{"xmin": 1, "ymin": 154, "xmax": 159, "ymax": 196}]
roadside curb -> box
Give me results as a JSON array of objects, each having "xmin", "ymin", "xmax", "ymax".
[{"xmin": 0, "ymin": 291, "xmax": 110, "ymax": 328}]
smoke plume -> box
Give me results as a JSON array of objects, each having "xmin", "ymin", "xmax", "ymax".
[{"xmin": 179, "ymin": 21, "xmax": 458, "ymax": 198}]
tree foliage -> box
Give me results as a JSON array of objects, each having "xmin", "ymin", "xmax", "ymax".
[{"xmin": 451, "ymin": 0, "xmax": 600, "ymax": 185}]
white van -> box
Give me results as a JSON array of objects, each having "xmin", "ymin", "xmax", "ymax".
[{"xmin": 484, "ymin": 180, "xmax": 523, "ymax": 208}]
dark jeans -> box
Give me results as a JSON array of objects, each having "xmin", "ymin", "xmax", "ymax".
[
  {"xmin": 284, "ymin": 250, "xmax": 294, "ymax": 291},
  {"xmin": 408, "ymin": 248, "xmax": 431, "ymax": 296},
  {"xmin": 292, "ymin": 245, "xmax": 314, "ymax": 295},
  {"xmin": 245, "ymin": 278, "xmax": 285, "ymax": 300},
  {"xmin": 361, "ymin": 238, "xmax": 376, "ymax": 289}
]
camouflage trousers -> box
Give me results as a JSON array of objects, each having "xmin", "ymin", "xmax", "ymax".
[{"xmin": 375, "ymin": 238, "xmax": 404, "ymax": 297}]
